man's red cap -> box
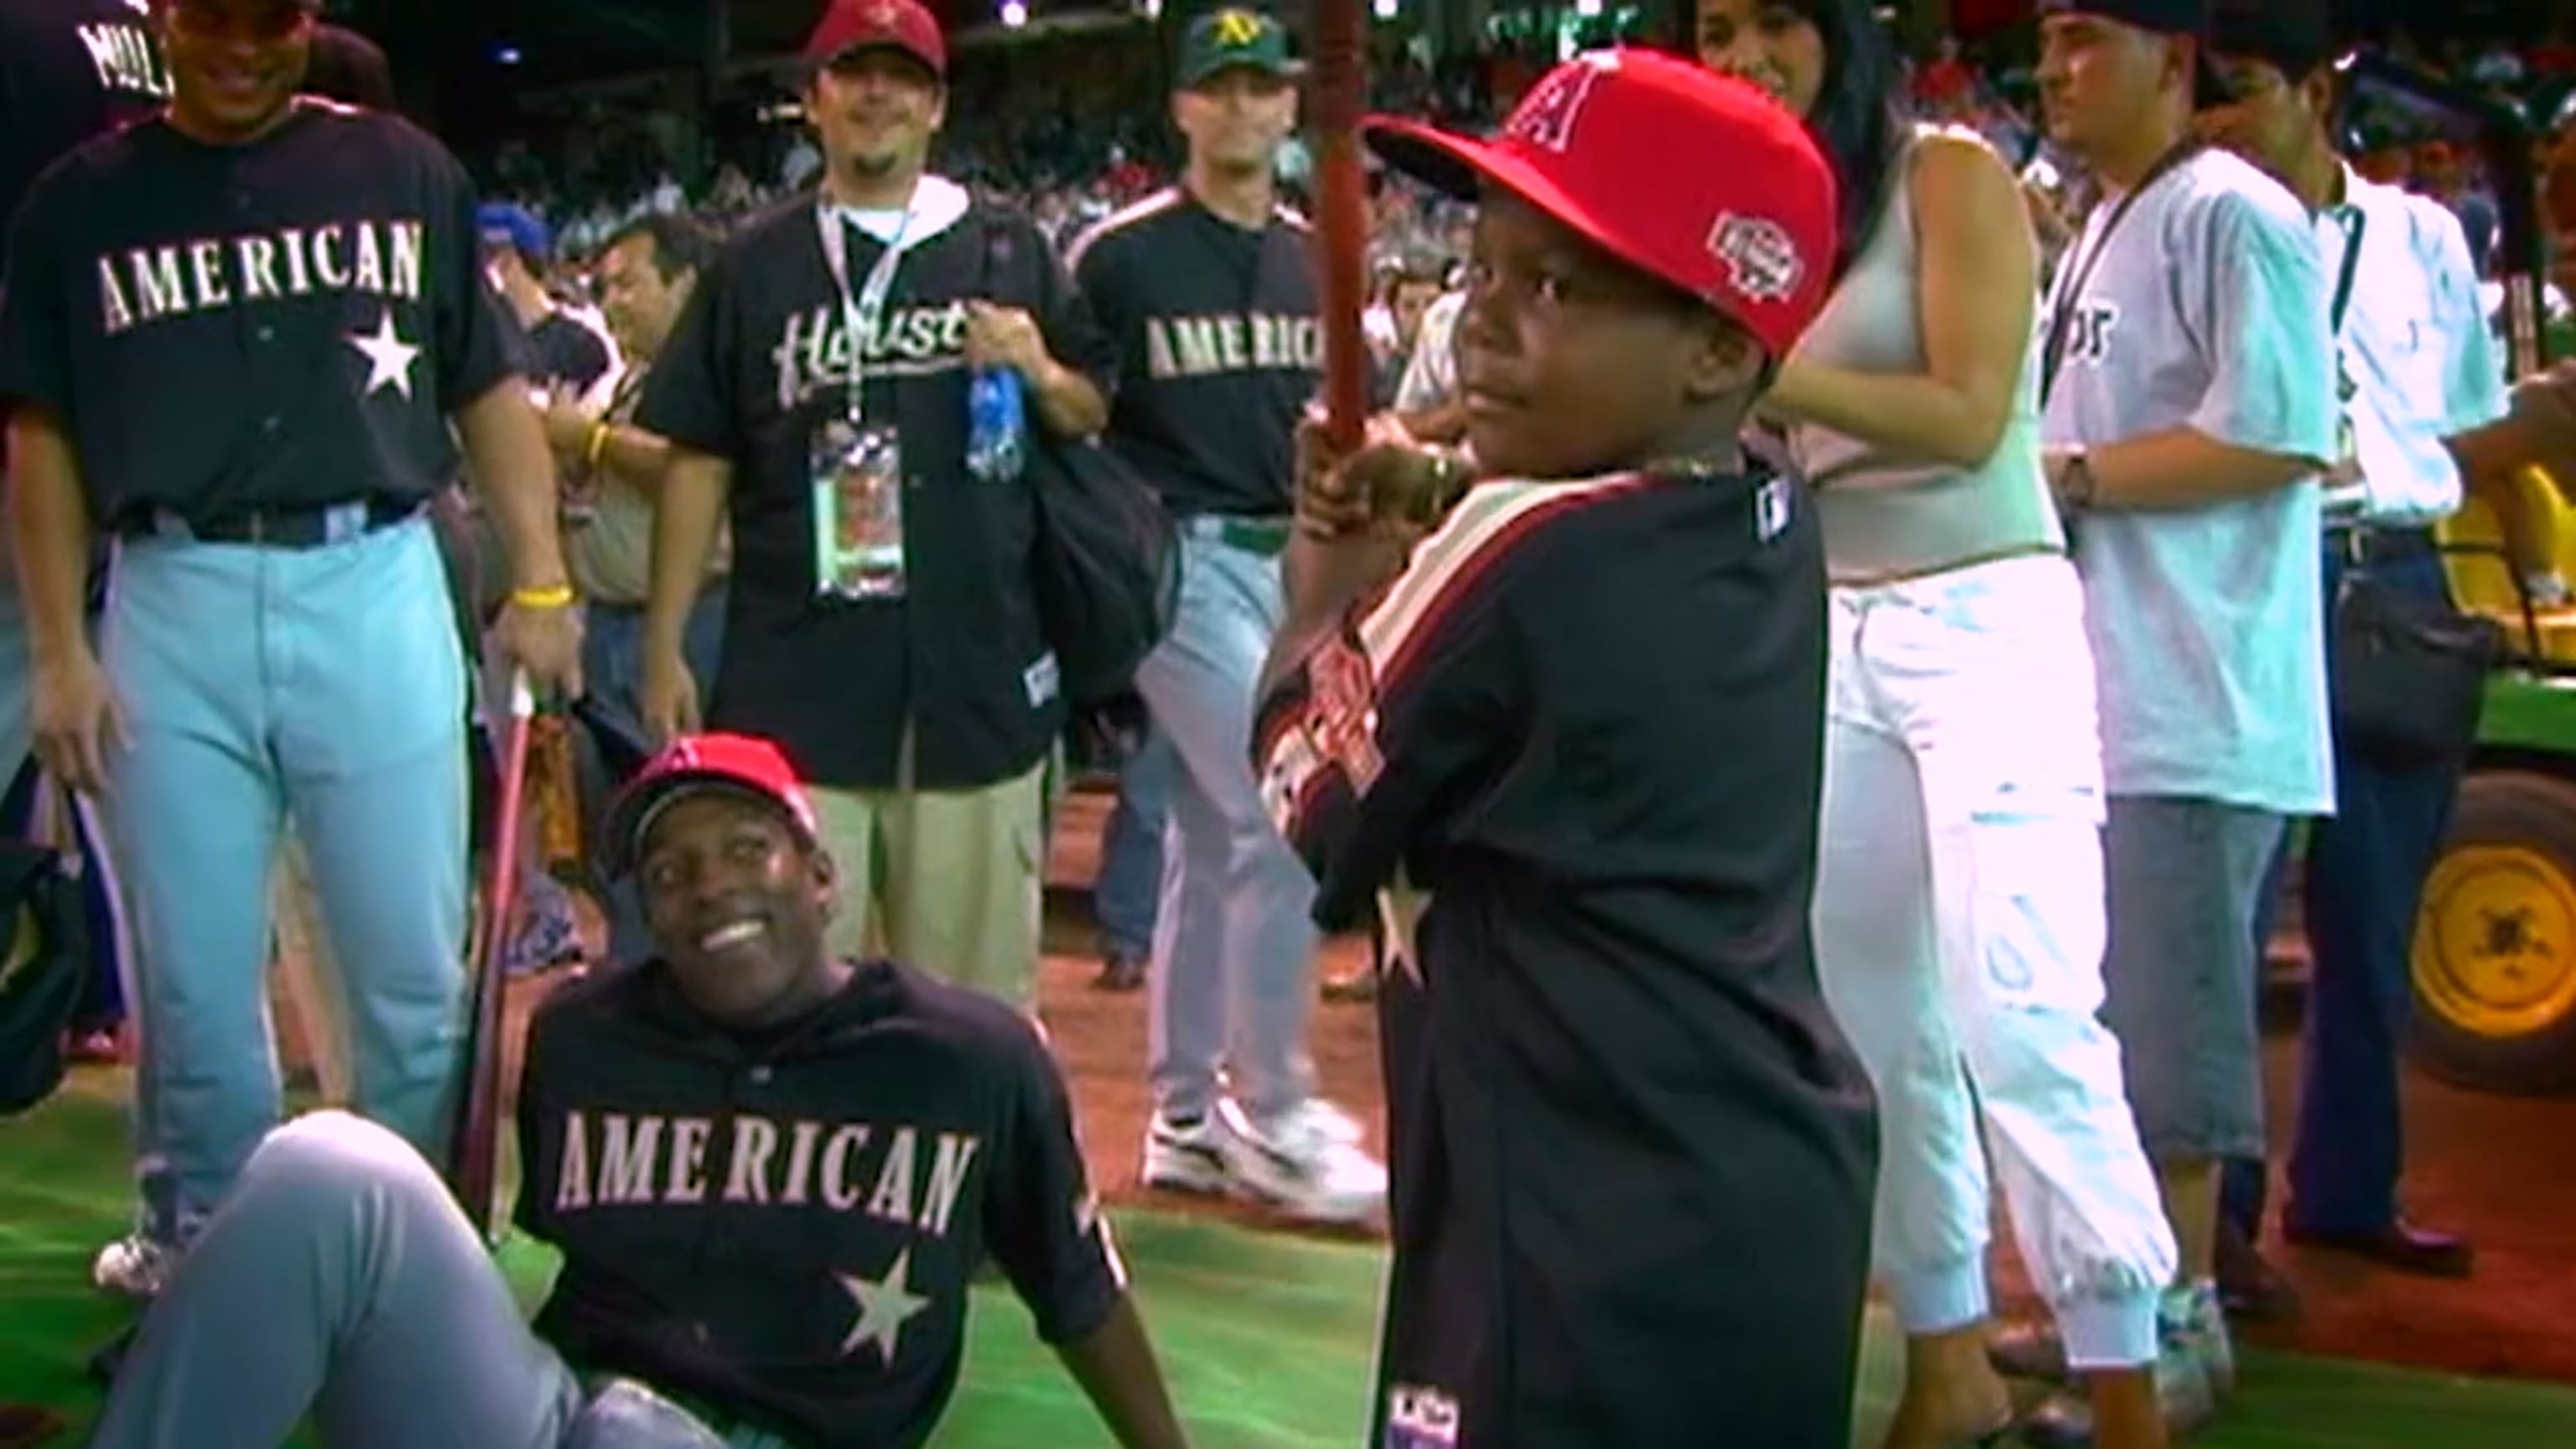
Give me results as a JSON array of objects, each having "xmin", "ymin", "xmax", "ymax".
[
  {"xmin": 605, "ymin": 734, "xmax": 823, "ymax": 879},
  {"xmin": 1363, "ymin": 49, "xmax": 1837, "ymax": 359},
  {"xmin": 804, "ymin": 0, "xmax": 947, "ymax": 79}
]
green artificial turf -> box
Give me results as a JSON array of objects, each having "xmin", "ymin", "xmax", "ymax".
[{"xmin": 6, "ymin": 1078, "xmax": 2575, "ymax": 1446}]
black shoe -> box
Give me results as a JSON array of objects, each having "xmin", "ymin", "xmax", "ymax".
[
  {"xmin": 86, "ymin": 1323, "xmax": 136, "ymax": 1387},
  {"xmin": 2284, "ymin": 1217, "xmax": 2475, "ymax": 1278},
  {"xmin": 1091, "ymin": 952, "xmax": 1147, "ymax": 992},
  {"xmin": 2215, "ymin": 1221, "xmax": 2301, "ymax": 1322}
]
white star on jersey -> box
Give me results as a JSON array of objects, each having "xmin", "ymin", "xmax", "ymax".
[
  {"xmin": 837, "ymin": 1248, "xmax": 932, "ymax": 1364},
  {"xmin": 347, "ymin": 308, "xmax": 420, "ymax": 400}
]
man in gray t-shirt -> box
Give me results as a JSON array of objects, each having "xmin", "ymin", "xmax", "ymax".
[{"xmin": 1995, "ymin": 2, "xmax": 2334, "ymax": 1444}]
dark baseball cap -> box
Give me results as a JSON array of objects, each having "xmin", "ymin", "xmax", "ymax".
[
  {"xmin": 1176, "ymin": 8, "xmax": 1301, "ymax": 90},
  {"xmin": 605, "ymin": 734, "xmax": 823, "ymax": 880},
  {"xmin": 805, "ymin": 0, "xmax": 947, "ymax": 80},
  {"xmin": 2038, "ymin": 0, "xmax": 2233, "ymax": 107},
  {"xmin": 2207, "ymin": 0, "xmax": 2337, "ymax": 81},
  {"xmin": 1364, "ymin": 50, "xmax": 1837, "ymax": 360}
]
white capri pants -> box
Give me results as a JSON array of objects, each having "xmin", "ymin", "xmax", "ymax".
[{"xmin": 1811, "ymin": 553, "xmax": 2177, "ymax": 1368}]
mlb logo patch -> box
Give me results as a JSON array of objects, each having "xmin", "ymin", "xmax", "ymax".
[
  {"xmin": 1707, "ymin": 211, "xmax": 1804, "ymax": 304},
  {"xmin": 1384, "ymin": 1384, "xmax": 1462, "ymax": 1447}
]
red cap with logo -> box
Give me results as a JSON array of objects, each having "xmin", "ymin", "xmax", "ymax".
[
  {"xmin": 1363, "ymin": 49, "xmax": 1837, "ymax": 358},
  {"xmin": 605, "ymin": 734, "xmax": 823, "ymax": 878},
  {"xmin": 804, "ymin": 0, "xmax": 948, "ymax": 79}
]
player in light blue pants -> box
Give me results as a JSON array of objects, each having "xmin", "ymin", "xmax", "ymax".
[{"xmin": 101, "ymin": 517, "xmax": 471, "ymax": 1249}]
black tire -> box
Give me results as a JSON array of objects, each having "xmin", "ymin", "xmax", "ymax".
[{"xmin": 2409, "ymin": 769, "xmax": 2576, "ymax": 1096}]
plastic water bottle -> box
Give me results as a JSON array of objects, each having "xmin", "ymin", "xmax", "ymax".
[{"xmin": 966, "ymin": 367, "xmax": 1028, "ymax": 483}]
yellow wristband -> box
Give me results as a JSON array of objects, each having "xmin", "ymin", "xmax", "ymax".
[
  {"xmin": 584, "ymin": 422, "xmax": 612, "ymax": 470},
  {"xmin": 512, "ymin": 584, "xmax": 576, "ymax": 610}
]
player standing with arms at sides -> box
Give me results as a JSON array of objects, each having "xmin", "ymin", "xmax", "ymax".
[
  {"xmin": 2196, "ymin": 0, "xmax": 2502, "ymax": 1304},
  {"xmin": 1696, "ymin": 1, "xmax": 2178, "ymax": 1445},
  {"xmin": 89, "ymin": 731, "xmax": 1193, "ymax": 1449},
  {"xmin": 0, "ymin": 0, "xmax": 582, "ymax": 1283},
  {"xmin": 637, "ymin": 0, "xmax": 1114, "ymax": 1012},
  {"xmin": 1982, "ymin": 2, "xmax": 2334, "ymax": 1442},
  {"xmin": 1265, "ymin": 50, "xmax": 1876, "ymax": 1446},
  {"xmin": 1067, "ymin": 6, "xmax": 1386, "ymax": 1223}
]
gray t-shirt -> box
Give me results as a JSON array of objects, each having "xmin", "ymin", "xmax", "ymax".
[{"xmin": 2042, "ymin": 147, "xmax": 2335, "ymax": 815}]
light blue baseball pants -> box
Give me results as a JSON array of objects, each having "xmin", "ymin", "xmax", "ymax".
[
  {"xmin": 1133, "ymin": 527, "xmax": 1319, "ymax": 1123},
  {"xmin": 101, "ymin": 512, "xmax": 470, "ymax": 1247}
]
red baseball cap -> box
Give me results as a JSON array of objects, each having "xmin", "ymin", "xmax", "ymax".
[
  {"xmin": 804, "ymin": 0, "xmax": 947, "ymax": 80},
  {"xmin": 605, "ymin": 734, "xmax": 823, "ymax": 879},
  {"xmin": 1363, "ymin": 49, "xmax": 1837, "ymax": 359}
]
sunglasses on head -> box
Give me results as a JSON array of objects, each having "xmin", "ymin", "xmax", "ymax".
[{"xmin": 169, "ymin": 0, "xmax": 315, "ymax": 42}]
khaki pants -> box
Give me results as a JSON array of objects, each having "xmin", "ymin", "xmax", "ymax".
[{"xmin": 811, "ymin": 761, "xmax": 1046, "ymax": 1012}]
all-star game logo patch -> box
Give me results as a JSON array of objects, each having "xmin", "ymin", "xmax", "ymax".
[
  {"xmin": 1707, "ymin": 211, "xmax": 1804, "ymax": 305},
  {"xmin": 1384, "ymin": 1384, "xmax": 1461, "ymax": 1447}
]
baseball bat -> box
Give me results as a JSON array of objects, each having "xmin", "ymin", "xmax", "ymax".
[
  {"xmin": 1310, "ymin": 0, "xmax": 1371, "ymax": 452},
  {"xmin": 449, "ymin": 668, "xmax": 536, "ymax": 1244}
]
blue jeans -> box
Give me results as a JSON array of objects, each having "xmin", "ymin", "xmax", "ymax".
[
  {"xmin": 2225, "ymin": 536, "xmax": 2463, "ymax": 1239},
  {"xmin": 1093, "ymin": 730, "xmax": 1171, "ymax": 960},
  {"xmin": 573, "ymin": 595, "xmax": 726, "ymax": 967}
]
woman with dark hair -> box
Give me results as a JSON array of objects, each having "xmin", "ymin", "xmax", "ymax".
[{"xmin": 1696, "ymin": 3, "xmax": 2179, "ymax": 1447}]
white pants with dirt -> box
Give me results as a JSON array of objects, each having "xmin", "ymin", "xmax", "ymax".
[
  {"xmin": 1134, "ymin": 529, "xmax": 1318, "ymax": 1122},
  {"xmin": 1811, "ymin": 554, "xmax": 2177, "ymax": 1368},
  {"xmin": 91, "ymin": 1111, "xmax": 792, "ymax": 1449},
  {"xmin": 810, "ymin": 760, "xmax": 1046, "ymax": 1012}
]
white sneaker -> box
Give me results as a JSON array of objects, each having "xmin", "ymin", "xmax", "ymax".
[
  {"xmin": 1140, "ymin": 1109, "xmax": 1234, "ymax": 1196},
  {"xmin": 92, "ymin": 1234, "xmax": 174, "ymax": 1301},
  {"xmin": 1217, "ymin": 1098, "xmax": 1387, "ymax": 1225}
]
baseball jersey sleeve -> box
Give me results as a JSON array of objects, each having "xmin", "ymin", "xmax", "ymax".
[
  {"xmin": 635, "ymin": 249, "xmax": 743, "ymax": 460},
  {"xmin": 1253, "ymin": 496, "xmax": 1532, "ymax": 932},
  {"xmin": 425, "ymin": 143, "xmax": 521, "ymax": 412},
  {"xmin": 2185, "ymin": 189, "xmax": 2334, "ymax": 464},
  {"xmin": 1031, "ymin": 222, "xmax": 1118, "ymax": 406},
  {"xmin": 0, "ymin": 183, "xmax": 73, "ymax": 419},
  {"xmin": 982, "ymin": 1019, "xmax": 1125, "ymax": 1346}
]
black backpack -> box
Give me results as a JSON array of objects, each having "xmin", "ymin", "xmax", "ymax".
[{"xmin": 0, "ymin": 836, "xmax": 93, "ymax": 1116}]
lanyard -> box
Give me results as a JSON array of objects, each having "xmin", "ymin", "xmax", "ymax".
[
  {"xmin": 2041, "ymin": 140, "xmax": 2202, "ymax": 407},
  {"xmin": 2325, "ymin": 205, "xmax": 2367, "ymax": 340},
  {"xmin": 816, "ymin": 194, "xmax": 917, "ymax": 426}
]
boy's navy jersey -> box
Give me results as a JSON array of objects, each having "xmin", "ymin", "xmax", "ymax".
[
  {"xmin": 0, "ymin": 99, "xmax": 517, "ymax": 526},
  {"xmin": 638, "ymin": 183, "xmax": 1118, "ymax": 792},
  {"xmin": 1254, "ymin": 469, "xmax": 1877, "ymax": 1447},
  {"xmin": 1069, "ymin": 188, "xmax": 1326, "ymax": 518},
  {"xmin": 514, "ymin": 958, "xmax": 1127, "ymax": 1449},
  {"xmin": 528, "ymin": 309, "xmax": 611, "ymax": 394},
  {"xmin": 0, "ymin": 0, "xmax": 168, "ymax": 253}
]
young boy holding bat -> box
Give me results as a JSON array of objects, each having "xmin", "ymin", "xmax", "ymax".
[
  {"xmin": 86, "ymin": 733, "xmax": 1188, "ymax": 1449},
  {"xmin": 1258, "ymin": 49, "xmax": 1877, "ymax": 1448}
]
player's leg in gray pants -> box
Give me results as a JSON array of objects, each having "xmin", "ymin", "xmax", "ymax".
[
  {"xmin": 1135, "ymin": 530, "xmax": 1319, "ymax": 1121},
  {"xmin": 91, "ymin": 1111, "xmax": 589, "ymax": 1449}
]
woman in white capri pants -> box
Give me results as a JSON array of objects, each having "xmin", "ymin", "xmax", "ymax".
[{"xmin": 1696, "ymin": 3, "xmax": 2178, "ymax": 1446}]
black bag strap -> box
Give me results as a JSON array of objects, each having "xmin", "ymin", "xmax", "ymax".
[{"xmin": 2041, "ymin": 139, "xmax": 2204, "ymax": 408}]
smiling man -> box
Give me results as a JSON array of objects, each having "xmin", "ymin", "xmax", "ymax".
[
  {"xmin": 0, "ymin": 0, "xmax": 580, "ymax": 1297},
  {"xmin": 87, "ymin": 731, "xmax": 1190, "ymax": 1449},
  {"xmin": 637, "ymin": 0, "xmax": 1114, "ymax": 1015}
]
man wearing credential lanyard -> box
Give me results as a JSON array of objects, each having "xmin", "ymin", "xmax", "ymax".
[{"xmin": 636, "ymin": 0, "xmax": 1115, "ymax": 1012}]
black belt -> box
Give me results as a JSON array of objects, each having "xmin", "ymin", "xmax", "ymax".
[{"xmin": 127, "ymin": 497, "xmax": 418, "ymax": 548}]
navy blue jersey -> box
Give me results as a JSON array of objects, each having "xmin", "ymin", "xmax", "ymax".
[
  {"xmin": 1254, "ymin": 467, "xmax": 1876, "ymax": 1448},
  {"xmin": 1070, "ymin": 189, "xmax": 1325, "ymax": 517},
  {"xmin": 515, "ymin": 958, "xmax": 1126, "ymax": 1449},
  {"xmin": 0, "ymin": 99, "xmax": 518, "ymax": 525},
  {"xmin": 0, "ymin": 0, "xmax": 168, "ymax": 257},
  {"xmin": 637, "ymin": 184, "xmax": 1117, "ymax": 791}
]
